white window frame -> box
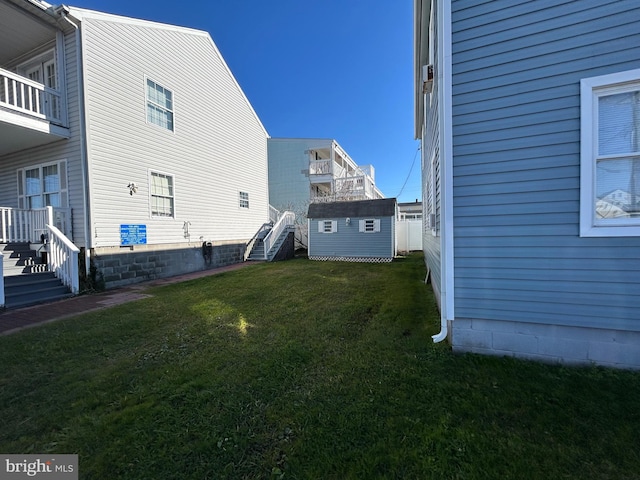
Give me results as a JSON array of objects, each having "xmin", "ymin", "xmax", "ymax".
[
  {"xmin": 149, "ymin": 170, "xmax": 175, "ymax": 218},
  {"xmin": 17, "ymin": 160, "xmax": 68, "ymax": 209},
  {"xmin": 580, "ymin": 68, "xmax": 640, "ymax": 237},
  {"xmin": 145, "ymin": 77, "xmax": 174, "ymax": 132},
  {"xmin": 318, "ymin": 220, "xmax": 337, "ymax": 233},
  {"xmin": 239, "ymin": 191, "xmax": 249, "ymax": 209},
  {"xmin": 359, "ymin": 219, "xmax": 381, "ymax": 233}
]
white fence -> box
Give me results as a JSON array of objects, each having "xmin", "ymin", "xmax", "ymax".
[{"xmin": 396, "ymin": 220, "xmax": 423, "ymax": 252}]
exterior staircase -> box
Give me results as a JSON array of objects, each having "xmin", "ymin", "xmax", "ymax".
[
  {"xmin": 246, "ymin": 225, "xmax": 271, "ymax": 260},
  {"xmin": 245, "ymin": 211, "xmax": 296, "ymax": 261},
  {"xmin": 247, "ymin": 224, "xmax": 295, "ymax": 261},
  {"xmin": 2, "ymin": 242, "xmax": 71, "ymax": 309}
]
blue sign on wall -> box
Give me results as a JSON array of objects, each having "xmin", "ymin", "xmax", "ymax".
[{"xmin": 120, "ymin": 224, "xmax": 147, "ymax": 245}]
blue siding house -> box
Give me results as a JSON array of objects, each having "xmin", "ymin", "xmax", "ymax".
[
  {"xmin": 307, "ymin": 199, "xmax": 397, "ymax": 262},
  {"xmin": 415, "ymin": 0, "xmax": 640, "ymax": 368}
]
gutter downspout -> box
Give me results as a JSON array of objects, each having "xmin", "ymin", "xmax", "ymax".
[
  {"xmin": 432, "ymin": 314, "xmax": 447, "ymax": 343},
  {"xmin": 57, "ymin": 7, "xmax": 92, "ymax": 276},
  {"xmin": 431, "ymin": 0, "xmax": 453, "ymax": 344}
]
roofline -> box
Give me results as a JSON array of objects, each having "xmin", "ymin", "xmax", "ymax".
[
  {"xmin": 66, "ymin": 5, "xmax": 269, "ymax": 138},
  {"xmin": 414, "ymin": 0, "xmax": 431, "ymax": 139},
  {"xmin": 268, "ymin": 137, "xmax": 336, "ymax": 143}
]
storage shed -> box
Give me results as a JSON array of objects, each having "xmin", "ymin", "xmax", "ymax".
[{"xmin": 307, "ymin": 198, "xmax": 397, "ymax": 262}]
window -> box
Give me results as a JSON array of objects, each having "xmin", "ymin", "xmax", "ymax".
[
  {"xmin": 318, "ymin": 220, "xmax": 337, "ymax": 233},
  {"xmin": 146, "ymin": 78, "xmax": 174, "ymax": 131},
  {"xmin": 239, "ymin": 191, "xmax": 249, "ymax": 208},
  {"xmin": 581, "ymin": 69, "xmax": 640, "ymax": 236},
  {"xmin": 17, "ymin": 161, "xmax": 67, "ymax": 209},
  {"xmin": 150, "ymin": 171, "xmax": 174, "ymax": 217},
  {"xmin": 359, "ymin": 219, "xmax": 380, "ymax": 233}
]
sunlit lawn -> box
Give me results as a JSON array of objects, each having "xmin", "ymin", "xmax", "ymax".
[{"xmin": 1, "ymin": 253, "xmax": 639, "ymax": 479}]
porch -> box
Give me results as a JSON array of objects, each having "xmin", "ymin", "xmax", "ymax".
[
  {"xmin": 0, "ymin": 0, "xmax": 69, "ymax": 156},
  {"xmin": 0, "ymin": 206, "xmax": 79, "ymax": 308}
]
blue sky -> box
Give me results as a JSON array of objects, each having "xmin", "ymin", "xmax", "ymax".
[{"xmin": 70, "ymin": 0, "xmax": 421, "ymax": 203}]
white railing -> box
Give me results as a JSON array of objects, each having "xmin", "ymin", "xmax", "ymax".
[
  {"xmin": 0, "ymin": 206, "xmax": 72, "ymax": 243},
  {"xmin": 309, "ymin": 159, "xmax": 332, "ymax": 175},
  {"xmin": 269, "ymin": 205, "xmax": 280, "ymax": 224},
  {"xmin": 0, "ymin": 207, "xmax": 52, "ymax": 243},
  {"xmin": 0, "ymin": 68, "xmax": 63, "ymax": 124},
  {"xmin": 47, "ymin": 224, "xmax": 79, "ymax": 294},
  {"xmin": 0, "ymin": 252, "xmax": 4, "ymax": 307},
  {"xmin": 263, "ymin": 211, "xmax": 295, "ymax": 260}
]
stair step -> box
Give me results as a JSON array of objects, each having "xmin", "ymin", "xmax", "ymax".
[
  {"xmin": 5, "ymin": 272, "xmax": 57, "ymax": 287},
  {"xmin": 3, "ymin": 272, "xmax": 72, "ymax": 309},
  {"xmin": 2, "ymin": 242, "xmax": 48, "ymax": 275},
  {"xmin": 4, "ymin": 291, "xmax": 73, "ymax": 310}
]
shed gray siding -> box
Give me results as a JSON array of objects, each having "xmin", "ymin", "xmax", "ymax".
[
  {"xmin": 451, "ymin": 1, "xmax": 640, "ymax": 332},
  {"xmin": 308, "ymin": 216, "xmax": 394, "ymax": 260}
]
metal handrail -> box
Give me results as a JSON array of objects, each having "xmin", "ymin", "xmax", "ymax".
[{"xmin": 243, "ymin": 222, "xmax": 273, "ymax": 261}]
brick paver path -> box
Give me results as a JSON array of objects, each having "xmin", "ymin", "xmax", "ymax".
[{"xmin": 0, "ymin": 262, "xmax": 254, "ymax": 335}]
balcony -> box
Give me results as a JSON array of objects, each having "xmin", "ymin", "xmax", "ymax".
[
  {"xmin": 309, "ymin": 159, "xmax": 348, "ymax": 185},
  {"xmin": 0, "ymin": 0, "xmax": 70, "ymax": 156},
  {"xmin": 0, "ymin": 68, "xmax": 68, "ymax": 156}
]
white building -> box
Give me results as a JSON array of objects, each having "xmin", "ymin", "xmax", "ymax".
[
  {"xmin": 268, "ymin": 137, "xmax": 384, "ymax": 247},
  {"xmin": 0, "ymin": 0, "xmax": 280, "ymax": 307}
]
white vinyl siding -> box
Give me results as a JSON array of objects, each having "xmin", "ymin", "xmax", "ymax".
[
  {"xmin": 146, "ymin": 78, "xmax": 174, "ymax": 131},
  {"xmin": 318, "ymin": 220, "xmax": 337, "ymax": 233},
  {"xmin": 580, "ymin": 68, "xmax": 640, "ymax": 236},
  {"xmin": 150, "ymin": 171, "xmax": 174, "ymax": 217},
  {"xmin": 78, "ymin": 12, "xmax": 269, "ymax": 246}
]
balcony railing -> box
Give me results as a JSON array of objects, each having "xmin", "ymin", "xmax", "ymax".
[
  {"xmin": 310, "ymin": 175, "xmax": 381, "ymax": 203},
  {"xmin": 0, "ymin": 206, "xmax": 72, "ymax": 243},
  {"xmin": 0, "ymin": 68, "xmax": 64, "ymax": 125},
  {"xmin": 309, "ymin": 159, "xmax": 332, "ymax": 175}
]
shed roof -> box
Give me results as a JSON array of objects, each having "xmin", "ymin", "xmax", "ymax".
[{"xmin": 308, "ymin": 198, "xmax": 397, "ymax": 218}]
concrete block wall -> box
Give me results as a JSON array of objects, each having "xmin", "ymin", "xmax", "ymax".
[
  {"xmin": 452, "ymin": 318, "xmax": 640, "ymax": 370},
  {"xmin": 91, "ymin": 241, "xmax": 246, "ymax": 289}
]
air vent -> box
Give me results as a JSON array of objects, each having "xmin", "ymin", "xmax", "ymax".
[{"xmin": 422, "ymin": 64, "xmax": 434, "ymax": 94}]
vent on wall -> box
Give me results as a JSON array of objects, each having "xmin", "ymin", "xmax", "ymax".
[{"xmin": 422, "ymin": 64, "xmax": 434, "ymax": 94}]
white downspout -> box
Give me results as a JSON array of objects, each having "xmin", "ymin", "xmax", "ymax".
[
  {"xmin": 57, "ymin": 8, "xmax": 92, "ymax": 276},
  {"xmin": 432, "ymin": 0, "xmax": 453, "ymax": 344}
]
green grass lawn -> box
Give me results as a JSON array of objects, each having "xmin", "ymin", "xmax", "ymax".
[{"xmin": 1, "ymin": 253, "xmax": 640, "ymax": 479}]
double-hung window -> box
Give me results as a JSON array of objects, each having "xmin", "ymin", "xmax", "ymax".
[
  {"xmin": 581, "ymin": 69, "xmax": 640, "ymax": 236},
  {"xmin": 239, "ymin": 191, "xmax": 249, "ymax": 209},
  {"xmin": 150, "ymin": 171, "xmax": 174, "ymax": 218},
  {"xmin": 17, "ymin": 161, "xmax": 67, "ymax": 209},
  {"xmin": 146, "ymin": 78, "xmax": 174, "ymax": 131}
]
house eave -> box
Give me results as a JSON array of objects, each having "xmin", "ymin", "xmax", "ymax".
[{"xmin": 414, "ymin": 0, "xmax": 431, "ymax": 139}]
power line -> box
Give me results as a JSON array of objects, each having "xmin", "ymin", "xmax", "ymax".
[{"xmin": 396, "ymin": 146, "xmax": 421, "ymax": 198}]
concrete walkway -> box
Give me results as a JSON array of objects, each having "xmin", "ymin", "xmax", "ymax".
[{"xmin": 0, "ymin": 262, "xmax": 254, "ymax": 336}]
